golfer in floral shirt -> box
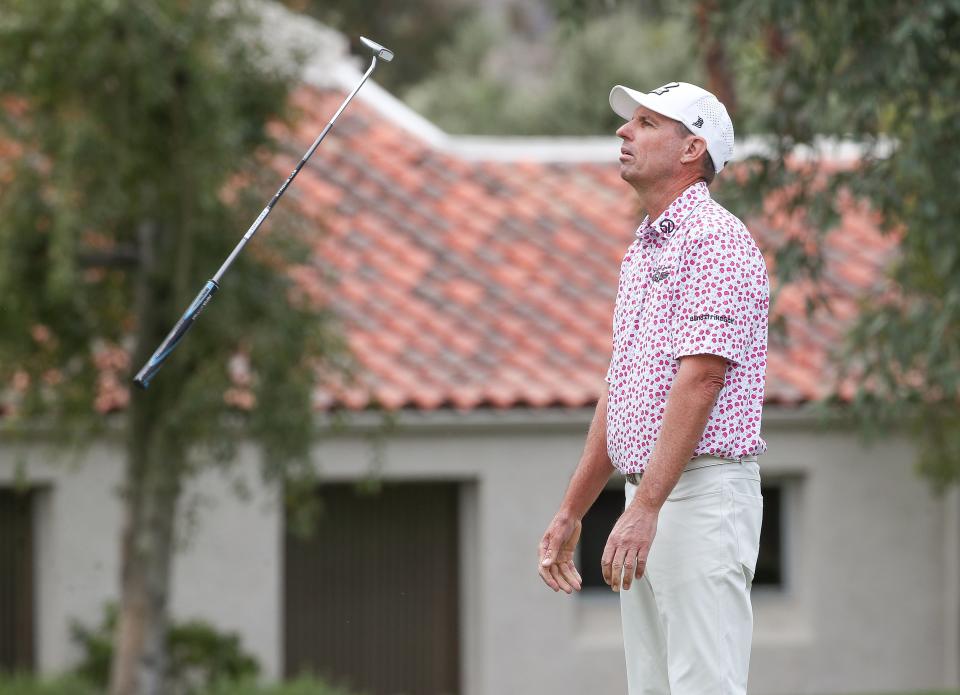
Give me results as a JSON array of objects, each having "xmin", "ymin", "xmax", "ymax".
[{"xmin": 539, "ymin": 82, "xmax": 769, "ymax": 695}]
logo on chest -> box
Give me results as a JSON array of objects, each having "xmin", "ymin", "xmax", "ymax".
[{"xmin": 651, "ymin": 266, "xmax": 671, "ymax": 283}]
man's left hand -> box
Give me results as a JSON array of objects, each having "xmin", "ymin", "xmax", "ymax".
[{"xmin": 601, "ymin": 502, "xmax": 659, "ymax": 592}]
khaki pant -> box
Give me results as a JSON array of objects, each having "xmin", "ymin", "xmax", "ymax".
[{"xmin": 620, "ymin": 455, "xmax": 762, "ymax": 694}]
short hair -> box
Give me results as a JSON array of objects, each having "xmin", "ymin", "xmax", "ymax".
[{"xmin": 676, "ymin": 121, "xmax": 716, "ymax": 185}]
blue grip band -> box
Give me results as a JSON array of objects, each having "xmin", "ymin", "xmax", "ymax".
[{"xmin": 133, "ymin": 280, "xmax": 219, "ymax": 389}]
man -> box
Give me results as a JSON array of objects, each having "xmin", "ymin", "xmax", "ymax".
[{"xmin": 538, "ymin": 81, "xmax": 769, "ymax": 695}]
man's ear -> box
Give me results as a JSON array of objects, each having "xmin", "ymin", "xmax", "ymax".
[{"xmin": 680, "ymin": 136, "xmax": 708, "ymax": 165}]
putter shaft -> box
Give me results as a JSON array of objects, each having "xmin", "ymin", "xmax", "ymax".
[{"xmin": 133, "ymin": 39, "xmax": 394, "ymax": 388}]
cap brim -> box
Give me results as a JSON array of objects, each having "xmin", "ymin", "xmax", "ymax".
[{"xmin": 609, "ymin": 85, "xmax": 685, "ymax": 123}]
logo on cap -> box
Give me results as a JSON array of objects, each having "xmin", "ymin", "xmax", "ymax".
[
  {"xmin": 692, "ymin": 117, "xmax": 704, "ymax": 128},
  {"xmin": 649, "ymin": 82, "xmax": 680, "ymax": 96}
]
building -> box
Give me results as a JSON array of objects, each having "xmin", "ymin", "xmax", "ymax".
[{"xmin": 1, "ymin": 5, "xmax": 958, "ymax": 694}]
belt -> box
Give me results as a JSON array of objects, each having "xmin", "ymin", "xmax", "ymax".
[{"xmin": 624, "ymin": 455, "xmax": 758, "ymax": 485}]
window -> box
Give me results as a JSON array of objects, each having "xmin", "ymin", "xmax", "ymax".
[
  {"xmin": 754, "ymin": 482, "xmax": 784, "ymax": 588},
  {"xmin": 579, "ymin": 488, "xmax": 623, "ymax": 590},
  {"xmin": 578, "ymin": 481, "xmax": 787, "ymax": 590}
]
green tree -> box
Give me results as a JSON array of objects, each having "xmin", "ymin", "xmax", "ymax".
[
  {"xmin": 406, "ymin": 6, "xmax": 703, "ymax": 135},
  {"xmin": 0, "ymin": 2, "xmax": 339, "ymax": 693},
  {"xmin": 711, "ymin": 0, "xmax": 960, "ymax": 484},
  {"xmin": 283, "ymin": 0, "xmax": 469, "ymax": 93}
]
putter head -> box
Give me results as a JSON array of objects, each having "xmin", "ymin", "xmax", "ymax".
[{"xmin": 360, "ymin": 36, "xmax": 394, "ymax": 62}]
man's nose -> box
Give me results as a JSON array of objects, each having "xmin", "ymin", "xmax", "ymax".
[{"xmin": 616, "ymin": 122, "xmax": 631, "ymax": 139}]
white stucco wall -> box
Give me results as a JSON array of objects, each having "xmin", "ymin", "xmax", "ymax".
[
  {"xmin": 751, "ymin": 418, "xmax": 956, "ymax": 694},
  {"xmin": 24, "ymin": 442, "xmax": 125, "ymax": 673},
  {"xmin": 305, "ymin": 411, "xmax": 959, "ymax": 695},
  {"xmin": 0, "ymin": 437, "xmax": 282, "ymax": 678},
  {"xmin": 1, "ymin": 408, "xmax": 957, "ymax": 694},
  {"xmin": 168, "ymin": 448, "xmax": 283, "ymax": 679}
]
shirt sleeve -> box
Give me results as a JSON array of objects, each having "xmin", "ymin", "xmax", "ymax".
[{"xmin": 672, "ymin": 231, "xmax": 754, "ymax": 365}]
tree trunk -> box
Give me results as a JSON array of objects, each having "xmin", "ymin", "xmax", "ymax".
[
  {"xmin": 109, "ymin": 438, "xmax": 183, "ymax": 695},
  {"xmin": 109, "ymin": 221, "xmax": 184, "ymax": 695},
  {"xmin": 696, "ymin": 0, "xmax": 738, "ymax": 115}
]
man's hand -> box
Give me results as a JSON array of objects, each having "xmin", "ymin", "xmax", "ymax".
[
  {"xmin": 538, "ymin": 515, "xmax": 583, "ymax": 594},
  {"xmin": 601, "ymin": 502, "xmax": 659, "ymax": 592}
]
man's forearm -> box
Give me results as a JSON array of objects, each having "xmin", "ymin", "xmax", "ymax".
[
  {"xmin": 557, "ymin": 390, "xmax": 615, "ymax": 521},
  {"xmin": 633, "ymin": 359, "xmax": 724, "ymax": 511}
]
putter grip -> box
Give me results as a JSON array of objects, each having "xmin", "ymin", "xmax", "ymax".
[{"xmin": 133, "ymin": 280, "xmax": 219, "ymax": 389}]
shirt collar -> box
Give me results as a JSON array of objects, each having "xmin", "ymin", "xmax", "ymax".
[{"xmin": 635, "ymin": 180, "xmax": 711, "ymax": 242}]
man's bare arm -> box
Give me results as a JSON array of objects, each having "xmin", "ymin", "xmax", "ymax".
[
  {"xmin": 558, "ymin": 389, "xmax": 614, "ymax": 520},
  {"xmin": 633, "ymin": 354, "xmax": 727, "ymax": 510},
  {"xmin": 538, "ymin": 389, "xmax": 614, "ymax": 593}
]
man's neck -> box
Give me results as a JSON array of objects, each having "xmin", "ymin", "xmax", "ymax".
[{"xmin": 636, "ymin": 177, "xmax": 703, "ymax": 221}]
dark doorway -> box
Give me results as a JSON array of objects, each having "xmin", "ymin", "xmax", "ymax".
[
  {"xmin": 285, "ymin": 482, "xmax": 460, "ymax": 695},
  {"xmin": 0, "ymin": 489, "xmax": 34, "ymax": 673}
]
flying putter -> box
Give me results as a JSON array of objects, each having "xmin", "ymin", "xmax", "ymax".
[{"xmin": 133, "ymin": 37, "xmax": 395, "ymax": 389}]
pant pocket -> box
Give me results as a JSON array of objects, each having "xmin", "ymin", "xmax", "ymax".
[
  {"xmin": 731, "ymin": 490, "xmax": 763, "ymax": 583},
  {"xmin": 666, "ymin": 465, "xmax": 723, "ymax": 501}
]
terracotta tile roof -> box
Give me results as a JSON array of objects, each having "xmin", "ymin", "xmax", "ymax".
[
  {"xmin": 752, "ymin": 188, "xmax": 899, "ymax": 405},
  {"xmin": 276, "ymin": 86, "xmax": 897, "ymax": 411}
]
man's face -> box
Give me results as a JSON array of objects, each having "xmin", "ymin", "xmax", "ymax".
[{"xmin": 616, "ymin": 105, "xmax": 687, "ymax": 188}]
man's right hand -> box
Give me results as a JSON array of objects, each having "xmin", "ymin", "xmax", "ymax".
[{"xmin": 538, "ymin": 515, "xmax": 583, "ymax": 594}]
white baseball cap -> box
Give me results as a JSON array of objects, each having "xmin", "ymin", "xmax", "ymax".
[{"xmin": 609, "ymin": 81, "xmax": 735, "ymax": 173}]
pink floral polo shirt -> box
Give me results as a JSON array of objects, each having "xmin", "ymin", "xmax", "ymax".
[{"xmin": 605, "ymin": 181, "xmax": 769, "ymax": 474}]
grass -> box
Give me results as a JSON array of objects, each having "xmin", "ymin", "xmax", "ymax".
[
  {"xmin": 808, "ymin": 692, "xmax": 959, "ymax": 695},
  {"xmin": 0, "ymin": 674, "xmax": 362, "ymax": 695},
  {"xmin": 0, "ymin": 676, "xmax": 955, "ymax": 695}
]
